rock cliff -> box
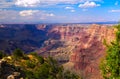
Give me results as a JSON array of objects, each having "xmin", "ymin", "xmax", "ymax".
[
  {"xmin": 0, "ymin": 24, "xmax": 116, "ymax": 79},
  {"xmin": 38, "ymin": 24, "xmax": 115, "ymax": 79}
]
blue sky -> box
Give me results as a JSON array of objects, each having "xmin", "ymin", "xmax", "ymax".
[{"xmin": 0, "ymin": 0, "xmax": 120, "ymax": 23}]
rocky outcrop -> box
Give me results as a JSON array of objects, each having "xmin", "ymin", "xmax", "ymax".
[
  {"xmin": 38, "ymin": 24, "xmax": 115, "ymax": 79},
  {"xmin": 0, "ymin": 60, "xmax": 25, "ymax": 79},
  {"xmin": 68, "ymin": 25, "xmax": 115, "ymax": 79}
]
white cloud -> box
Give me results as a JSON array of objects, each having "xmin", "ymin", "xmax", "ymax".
[
  {"xmin": 19, "ymin": 10, "xmax": 39, "ymax": 16},
  {"xmin": 78, "ymin": 1, "xmax": 100, "ymax": 8},
  {"xmin": 65, "ymin": 6, "xmax": 74, "ymax": 9},
  {"xmin": 71, "ymin": 10, "xmax": 75, "ymax": 12},
  {"xmin": 65, "ymin": 6, "xmax": 75, "ymax": 12},
  {"xmin": 41, "ymin": 0, "xmax": 102, "ymax": 4},
  {"xmin": 15, "ymin": 0, "xmax": 41, "ymax": 7},
  {"xmin": 15, "ymin": 0, "xmax": 80, "ymax": 7},
  {"xmin": 0, "ymin": 9, "xmax": 55, "ymax": 23},
  {"xmin": 0, "ymin": 0, "xmax": 14, "ymax": 8},
  {"xmin": 19, "ymin": 10, "xmax": 55, "ymax": 18},
  {"xmin": 47, "ymin": 13, "xmax": 55, "ymax": 16},
  {"xmin": 0, "ymin": 0, "xmax": 102, "ymax": 8},
  {"xmin": 0, "ymin": 10, "xmax": 19, "ymax": 23},
  {"xmin": 14, "ymin": 0, "xmax": 102, "ymax": 7},
  {"xmin": 110, "ymin": 10, "xmax": 120, "ymax": 12}
]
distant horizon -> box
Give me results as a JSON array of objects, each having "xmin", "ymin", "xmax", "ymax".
[{"xmin": 0, "ymin": 21, "xmax": 119, "ymax": 25}]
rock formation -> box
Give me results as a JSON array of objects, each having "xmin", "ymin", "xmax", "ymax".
[
  {"xmin": 38, "ymin": 24, "xmax": 115, "ymax": 79},
  {"xmin": 0, "ymin": 24, "xmax": 116, "ymax": 79},
  {"xmin": 0, "ymin": 60, "xmax": 25, "ymax": 79}
]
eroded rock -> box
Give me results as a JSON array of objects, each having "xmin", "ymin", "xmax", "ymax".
[{"xmin": 0, "ymin": 60, "xmax": 25, "ymax": 79}]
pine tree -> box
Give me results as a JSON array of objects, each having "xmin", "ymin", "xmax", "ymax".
[{"xmin": 100, "ymin": 24, "xmax": 120, "ymax": 79}]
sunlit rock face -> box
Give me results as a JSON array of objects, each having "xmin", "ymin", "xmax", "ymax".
[
  {"xmin": 39, "ymin": 24, "xmax": 115, "ymax": 79},
  {"xmin": 64, "ymin": 25, "xmax": 115, "ymax": 79}
]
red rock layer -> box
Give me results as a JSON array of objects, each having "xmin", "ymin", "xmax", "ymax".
[{"xmin": 40, "ymin": 24, "xmax": 116, "ymax": 79}]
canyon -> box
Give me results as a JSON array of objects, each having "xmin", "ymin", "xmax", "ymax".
[
  {"xmin": 37, "ymin": 24, "xmax": 115, "ymax": 79},
  {"xmin": 0, "ymin": 24, "xmax": 116, "ymax": 79}
]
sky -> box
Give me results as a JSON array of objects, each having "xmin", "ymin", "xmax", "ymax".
[{"xmin": 0, "ymin": 0, "xmax": 120, "ymax": 23}]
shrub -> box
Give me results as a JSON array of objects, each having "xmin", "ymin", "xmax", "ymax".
[
  {"xmin": 100, "ymin": 24, "xmax": 120, "ymax": 79},
  {"xmin": 26, "ymin": 60, "xmax": 35, "ymax": 68},
  {"xmin": 13, "ymin": 48, "xmax": 24, "ymax": 59},
  {"xmin": 0, "ymin": 51, "xmax": 5, "ymax": 59}
]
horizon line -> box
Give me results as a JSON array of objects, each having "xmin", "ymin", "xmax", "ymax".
[{"xmin": 0, "ymin": 21, "xmax": 119, "ymax": 25}]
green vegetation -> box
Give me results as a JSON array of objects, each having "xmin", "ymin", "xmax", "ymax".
[
  {"xmin": 0, "ymin": 50, "xmax": 80, "ymax": 79},
  {"xmin": 100, "ymin": 24, "xmax": 120, "ymax": 79},
  {"xmin": 0, "ymin": 51, "xmax": 6, "ymax": 59},
  {"xmin": 13, "ymin": 48, "xmax": 24, "ymax": 60}
]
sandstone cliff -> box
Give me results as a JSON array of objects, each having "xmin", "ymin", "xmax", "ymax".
[
  {"xmin": 38, "ymin": 24, "xmax": 115, "ymax": 79},
  {"xmin": 0, "ymin": 24, "xmax": 116, "ymax": 79}
]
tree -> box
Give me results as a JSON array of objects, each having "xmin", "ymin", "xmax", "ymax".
[
  {"xmin": 13, "ymin": 48, "xmax": 24, "ymax": 60},
  {"xmin": 29, "ymin": 52, "xmax": 44, "ymax": 64},
  {"xmin": 37, "ymin": 56, "xmax": 44, "ymax": 64},
  {"xmin": 0, "ymin": 51, "xmax": 6, "ymax": 59},
  {"xmin": 100, "ymin": 24, "xmax": 120, "ymax": 79}
]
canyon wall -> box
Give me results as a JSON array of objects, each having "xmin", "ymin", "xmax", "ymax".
[
  {"xmin": 0, "ymin": 24, "xmax": 116, "ymax": 79},
  {"xmin": 38, "ymin": 24, "xmax": 115, "ymax": 79}
]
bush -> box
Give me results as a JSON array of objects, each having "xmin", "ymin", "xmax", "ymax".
[
  {"xmin": 0, "ymin": 51, "xmax": 6, "ymax": 59},
  {"xmin": 100, "ymin": 24, "xmax": 120, "ymax": 79},
  {"xmin": 37, "ymin": 56, "xmax": 44, "ymax": 64},
  {"xmin": 26, "ymin": 60, "xmax": 35, "ymax": 68},
  {"xmin": 29, "ymin": 52, "xmax": 44, "ymax": 64},
  {"xmin": 13, "ymin": 48, "xmax": 24, "ymax": 59}
]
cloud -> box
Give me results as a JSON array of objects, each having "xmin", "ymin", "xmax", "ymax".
[
  {"xmin": 15, "ymin": 0, "xmax": 80, "ymax": 7},
  {"xmin": 110, "ymin": 10, "xmax": 120, "ymax": 12},
  {"xmin": 78, "ymin": 1, "xmax": 100, "ymax": 8},
  {"xmin": 0, "ymin": 0, "xmax": 14, "ymax": 8},
  {"xmin": 0, "ymin": 0, "xmax": 102, "ymax": 8},
  {"xmin": 40, "ymin": 0, "xmax": 79, "ymax": 4},
  {"xmin": 0, "ymin": 0, "xmax": 103, "ymax": 23},
  {"xmin": 0, "ymin": 9, "xmax": 55, "ymax": 23},
  {"xmin": 42, "ymin": 0, "xmax": 102, "ymax": 4},
  {"xmin": 70, "ymin": 10, "xmax": 75, "ymax": 12},
  {"xmin": 19, "ymin": 10, "xmax": 39, "ymax": 16},
  {"xmin": 14, "ymin": 0, "xmax": 102, "ymax": 7},
  {"xmin": 0, "ymin": 10, "xmax": 20, "ymax": 23},
  {"xmin": 65, "ymin": 6, "xmax": 74, "ymax": 9},
  {"xmin": 46, "ymin": 13, "xmax": 55, "ymax": 16},
  {"xmin": 15, "ymin": 0, "xmax": 41, "ymax": 7},
  {"xmin": 19, "ymin": 10, "xmax": 55, "ymax": 17},
  {"xmin": 65, "ymin": 6, "xmax": 75, "ymax": 12}
]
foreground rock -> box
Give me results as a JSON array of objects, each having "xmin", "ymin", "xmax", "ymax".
[{"xmin": 0, "ymin": 60, "xmax": 25, "ymax": 79}]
